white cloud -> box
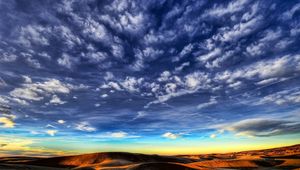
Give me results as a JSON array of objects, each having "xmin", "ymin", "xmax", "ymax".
[
  {"xmin": 162, "ymin": 132, "xmax": 181, "ymax": 139},
  {"xmin": 197, "ymin": 97, "xmax": 217, "ymax": 109},
  {"xmin": 281, "ymin": 3, "xmax": 300, "ymax": 20},
  {"xmin": 101, "ymin": 82, "xmax": 122, "ymax": 91},
  {"xmin": 111, "ymin": 44, "xmax": 124, "ymax": 59},
  {"xmin": 255, "ymin": 78, "xmax": 279, "ymax": 86},
  {"xmin": 57, "ymin": 120, "xmax": 65, "ymax": 124},
  {"xmin": 107, "ymin": 131, "xmax": 128, "ymax": 138},
  {"xmin": 175, "ymin": 62, "xmax": 190, "ymax": 72},
  {"xmin": 146, "ymin": 71, "xmax": 212, "ymax": 108},
  {"xmin": 38, "ymin": 52, "xmax": 51, "ymax": 59},
  {"xmin": 246, "ymin": 28, "xmax": 282, "ymax": 56},
  {"xmin": 9, "ymin": 78, "xmax": 76, "ymax": 104},
  {"xmin": 133, "ymin": 111, "xmax": 146, "ymax": 120},
  {"xmin": 217, "ymin": 16, "xmax": 262, "ymax": 42},
  {"xmin": 17, "ymin": 25, "xmax": 50, "ymax": 47},
  {"xmin": 46, "ymin": 130, "xmax": 58, "ymax": 136},
  {"xmin": 204, "ymin": 0, "xmax": 249, "ymax": 17},
  {"xmin": 173, "ymin": 44, "xmax": 194, "ymax": 62},
  {"xmin": 215, "ymin": 118, "xmax": 300, "ymax": 137},
  {"xmin": 0, "ymin": 96, "xmax": 9, "ymax": 105},
  {"xmin": 185, "ymin": 72, "xmax": 210, "ymax": 90},
  {"xmin": 104, "ymin": 72, "xmax": 114, "ymax": 81},
  {"xmin": 75, "ymin": 122, "xmax": 96, "ymax": 132},
  {"xmin": 165, "ymin": 83, "xmax": 177, "ymax": 94},
  {"xmin": 121, "ymin": 77, "xmax": 144, "ymax": 92},
  {"xmin": 0, "ymin": 52, "xmax": 17, "ymax": 62},
  {"xmin": 210, "ymin": 134, "xmax": 216, "ymax": 138},
  {"xmin": 101, "ymin": 94, "xmax": 108, "ymax": 98},
  {"xmin": 197, "ymin": 48, "xmax": 221, "ymax": 63},
  {"xmin": 25, "ymin": 57, "xmax": 41, "ymax": 68},
  {"xmin": 0, "ymin": 77, "xmax": 7, "ymax": 87},
  {"xmin": 50, "ymin": 95, "xmax": 66, "ymax": 105},
  {"xmin": 22, "ymin": 76, "xmax": 32, "ymax": 83},
  {"xmin": 10, "ymin": 87, "xmax": 43, "ymax": 101},
  {"xmin": 215, "ymin": 54, "xmax": 300, "ymax": 84},
  {"xmin": 255, "ymin": 88, "xmax": 300, "ymax": 106},
  {"xmin": 82, "ymin": 17, "xmax": 110, "ymax": 42},
  {"xmin": 130, "ymin": 47, "xmax": 164, "ymax": 71},
  {"xmin": 158, "ymin": 71, "xmax": 171, "ymax": 82},
  {"xmin": 57, "ymin": 53, "xmax": 76, "ymax": 69},
  {"xmin": 0, "ymin": 117, "xmax": 15, "ymax": 128},
  {"xmin": 82, "ymin": 51, "xmax": 107, "ymax": 63},
  {"xmin": 46, "ymin": 124, "xmax": 56, "ymax": 128},
  {"xmin": 10, "ymin": 98, "xmax": 29, "ymax": 105},
  {"xmin": 54, "ymin": 25, "xmax": 82, "ymax": 49},
  {"xmin": 36, "ymin": 79, "xmax": 70, "ymax": 93}
]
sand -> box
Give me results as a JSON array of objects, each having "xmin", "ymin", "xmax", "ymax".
[{"xmin": 0, "ymin": 144, "xmax": 299, "ymax": 170}]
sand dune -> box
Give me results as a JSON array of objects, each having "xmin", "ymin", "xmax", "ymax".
[
  {"xmin": 24, "ymin": 152, "xmax": 192, "ymax": 168},
  {"xmin": 0, "ymin": 144, "xmax": 299, "ymax": 170}
]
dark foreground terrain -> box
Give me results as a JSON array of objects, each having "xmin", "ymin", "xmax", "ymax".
[{"xmin": 0, "ymin": 144, "xmax": 299, "ymax": 170}]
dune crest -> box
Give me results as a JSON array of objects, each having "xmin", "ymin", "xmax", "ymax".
[{"xmin": 0, "ymin": 144, "xmax": 299, "ymax": 170}]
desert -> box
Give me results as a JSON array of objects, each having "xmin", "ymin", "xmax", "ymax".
[{"xmin": 0, "ymin": 144, "xmax": 299, "ymax": 170}]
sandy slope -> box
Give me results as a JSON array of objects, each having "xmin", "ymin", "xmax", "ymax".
[{"xmin": 0, "ymin": 144, "xmax": 299, "ymax": 170}]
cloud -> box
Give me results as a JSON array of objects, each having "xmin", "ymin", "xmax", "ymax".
[
  {"xmin": 17, "ymin": 25, "xmax": 50, "ymax": 47},
  {"xmin": 120, "ymin": 77, "xmax": 144, "ymax": 93},
  {"xmin": 246, "ymin": 28, "xmax": 282, "ymax": 56},
  {"xmin": 281, "ymin": 3, "xmax": 300, "ymax": 20},
  {"xmin": 57, "ymin": 53, "xmax": 77, "ymax": 69},
  {"xmin": 254, "ymin": 88, "xmax": 300, "ymax": 106},
  {"xmin": 10, "ymin": 87, "xmax": 43, "ymax": 101},
  {"xmin": 0, "ymin": 96, "xmax": 9, "ymax": 105},
  {"xmin": 175, "ymin": 62, "xmax": 190, "ymax": 72},
  {"xmin": 22, "ymin": 76, "xmax": 32, "ymax": 83},
  {"xmin": 0, "ymin": 52, "xmax": 17, "ymax": 62},
  {"xmin": 173, "ymin": 44, "xmax": 194, "ymax": 62},
  {"xmin": 107, "ymin": 131, "xmax": 128, "ymax": 138},
  {"xmin": 50, "ymin": 95, "xmax": 66, "ymax": 105},
  {"xmin": 104, "ymin": 72, "xmax": 114, "ymax": 81},
  {"xmin": 162, "ymin": 132, "xmax": 181, "ymax": 139},
  {"xmin": 9, "ymin": 78, "xmax": 82, "ymax": 104},
  {"xmin": 197, "ymin": 97, "xmax": 218, "ymax": 110},
  {"xmin": 217, "ymin": 15, "xmax": 263, "ymax": 42},
  {"xmin": 146, "ymin": 71, "xmax": 212, "ymax": 108},
  {"xmin": 0, "ymin": 117, "xmax": 15, "ymax": 128},
  {"xmin": 197, "ymin": 48, "xmax": 222, "ymax": 63},
  {"xmin": 0, "ymin": 136, "xmax": 65, "ymax": 156},
  {"xmin": 82, "ymin": 17, "xmax": 110, "ymax": 42},
  {"xmin": 130, "ymin": 47, "xmax": 164, "ymax": 71},
  {"xmin": 101, "ymin": 94, "xmax": 108, "ymax": 98},
  {"xmin": 217, "ymin": 118, "xmax": 300, "ymax": 137},
  {"xmin": 101, "ymin": 82, "xmax": 122, "ymax": 91},
  {"xmin": 132, "ymin": 111, "xmax": 146, "ymax": 120},
  {"xmin": 210, "ymin": 134, "xmax": 216, "ymax": 138},
  {"xmin": 215, "ymin": 54, "xmax": 300, "ymax": 84},
  {"xmin": 57, "ymin": 120, "xmax": 65, "ymax": 124},
  {"xmin": 75, "ymin": 122, "xmax": 96, "ymax": 132},
  {"xmin": 46, "ymin": 130, "xmax": 58, "ymax": 136},
  {"xmin": 158, "ymin": 71, "xmax": 171, "ymax": 82},
  {"xmin": 204, "ymin": 0, "xmax": 250, "ymax": 18}
]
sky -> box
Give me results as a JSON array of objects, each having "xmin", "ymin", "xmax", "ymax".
[{"xmin": 0, "ymin": 0, "xmax": 300, "ymax": 156}]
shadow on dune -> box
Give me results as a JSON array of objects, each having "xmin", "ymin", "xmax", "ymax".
[{"xmin": 0, "ymin": 144, "xmax": 299, "ymax": 170}]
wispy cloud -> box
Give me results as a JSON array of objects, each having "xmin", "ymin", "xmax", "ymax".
[
  {"xmin": 75, "ymin": 122, "xmax": 96, "ymax": 132},
  {"xmin": 162, "ymin": 132, "xmax": 181, "ymax": 139}
]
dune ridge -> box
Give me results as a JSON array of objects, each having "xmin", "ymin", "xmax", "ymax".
[{"xmin": 0, "ymin": 144, "xmax": 299, "ymax": 170}]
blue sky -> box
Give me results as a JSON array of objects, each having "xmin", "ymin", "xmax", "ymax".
[{"xmin": 0, "ymin": 0, "xmax": 300, "ymax": 156}]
